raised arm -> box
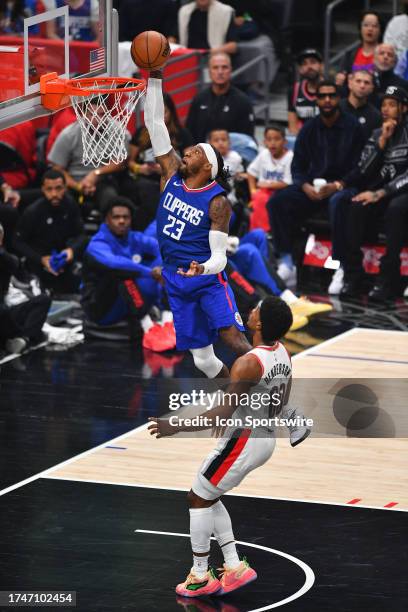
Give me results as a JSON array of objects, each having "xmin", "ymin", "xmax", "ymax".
[
  {"xmin": 144, "ymin": 70, "xmax": 181, "ymax": 191},
  {"xmin": 177, "ymin": 194, "xmax": 231, "ymax": 277}
]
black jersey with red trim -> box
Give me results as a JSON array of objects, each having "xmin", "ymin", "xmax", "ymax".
[{"xmin": 288, "ymin": 79, "xmax": 319, "ymax": 126}]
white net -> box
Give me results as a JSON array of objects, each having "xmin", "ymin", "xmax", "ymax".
[{"xmin": 69, "ymin": 79, "xmax": 146, "ymax": 166}]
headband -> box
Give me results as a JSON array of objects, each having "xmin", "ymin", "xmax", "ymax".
[{"xmin": 199, "ymin": 143, "xmax": 219, "ymax": 179}]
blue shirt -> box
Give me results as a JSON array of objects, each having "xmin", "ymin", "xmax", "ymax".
[
  {"xmin": 86, "ymin": 223, "xmax": 161, "ymax": 277},
  {"xmin": 156, "ymin": 173, "xmax": 225, "ymax": 270}
]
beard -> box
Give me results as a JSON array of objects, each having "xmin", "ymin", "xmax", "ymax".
[
  {"xmin": 320, "ymin": 106, "xmax": 338, "ymax": 117},
  {"xmin": 305, "ymin": 69, "xmax": 320, "ymax": 81},
  {"xmin": 179, "ymin": 164, "xmax": 188, "ymax": 178}
]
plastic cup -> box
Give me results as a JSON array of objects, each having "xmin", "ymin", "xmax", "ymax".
[{"xmin": 313, "ymin": 178, "xmax": 327, "ymax": 193}]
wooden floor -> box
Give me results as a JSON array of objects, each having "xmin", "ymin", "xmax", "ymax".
[{"xmin": 48, "ymin": 328, "xmax": 408, "ymax": 511}]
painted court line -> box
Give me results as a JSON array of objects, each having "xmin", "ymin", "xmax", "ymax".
[
  {"xmin": 43, "ymin": 477, "xmax": 407, "ymax": 512},
  {"xmin": 0, "ymin": 422, "xmax": 149, "ymax": 498},
  {"xmin": 307, "ymin": 353, "xmax": 408, "ymax": 366},
  {"xmin": 3, "ymin": 327, "xmax": 406, "ymax": 507},
  {"xmin": 135, "ymin": 528, "xmax": 315, "ymax": 611}
]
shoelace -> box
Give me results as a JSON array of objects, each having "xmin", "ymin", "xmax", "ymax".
[{"xmin": 286, "ymin": 409, "xmax": 298, "ymax": 433}]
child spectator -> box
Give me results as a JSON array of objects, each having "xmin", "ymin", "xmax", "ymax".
[
  {"xmin": 247, "ymin": 125, "xmax": 293, "ymax": 232},
  {"xmin": 207, "ymin": 128, "xmax": 244, "ymax": 180},
  {"xmin": 207, "ymin": 128, "xmax": 246, "ymax": 228}
]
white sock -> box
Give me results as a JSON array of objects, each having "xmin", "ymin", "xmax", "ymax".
[
  {"xmin": 161, "ymin": 310, "xmax": 173, "ymax": 324},
  {"xmin": 280, "ymin": 289, "xmax": 298, "ymax": 305},
  {"xmin": 212, "ymin": 501, "xmax": 240, "ymax": 569},
  {"xmin": 193, "ymin": 554, "xmax": 209, "ymax": 578},
  {"xmin": 141, "ymin": 314, "xmax": 154, "ymax": 333},
  {"xmin": 189, "ymin": 507, "xmax": 214, "ymax": 578}
]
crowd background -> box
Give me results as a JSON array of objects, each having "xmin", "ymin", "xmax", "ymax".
[{"xmin": 0, "ymin": 0, "xmax": 407, "ymax": 355}]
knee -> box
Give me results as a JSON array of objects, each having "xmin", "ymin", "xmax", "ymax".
[
  {"xmin": 190, "ymin": 345, "xmax": 223, "ymax": 378},
  {"xmin": 238, "ymin": 243, "xmax": 258, "ymax": 262},
  {"xmin": 248, "ymin": 228, "xmax": 265, "ymax": 242},
  {"xmin": 387, "ymin": 196, "xmax": 407, "ymax": 217}
]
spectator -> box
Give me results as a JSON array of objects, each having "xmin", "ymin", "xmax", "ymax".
[
  {"xmin": 0, "ymin": 176, "xmax": 20, "ymax": 249},
  {"xmin": 0, "ymin": 0, "xmax": 40, "ymax": 35},
  {"xmin": 45, "ymin": 107, "xmax": 77, "ymax": 159},
  {"xmin": 186, "ymin": 52, "xmax": 255, "ymax": 142},
  {"xmin": 247, "ymin": 125, "xmax": 293, "ymax": 232},
  {"xmin": 122, "ymin": 93, "xmax": 194, "ymax": 230},
  {"xmin": 47, "ymin": 100, "xmax": 127, "ymax": 214},
  {"xmin": 396, "ymin": 49, "xmax": 408, "ymax": 81},
  {"xmin": 336, "ymin": 11, "xmax": 382, "ymax": 87},
  {"xmin": 118, "ymin": 0, "xmax": 177, "ymax": 43},
  {"xmin": 44, "ymin": 0, "xmax": 99, "ymax": 41},
  {"xmin": 339, "ymin": 70, "xmax": 381, "ymax": 142},
  {"xmin": 372, "ymin": 43, "xmax": 408, "ymax": 103},
  {"xmin": 0, "ymin": 222, "xmax": 51, "ymax": 355},
  {"xmin": 178, "ymin": 0, "xmax": 238, "ymax": 56},
  {"xmin": 267, "ymin": 81, "xmax": 365, "ymax": 289},
  {"xmin": 13, "ymin": 169, "xmax": 87, "ymax": 293},
  {"xmin": 383, "ymin": 0, "xmax": 408, "ymax": 60},
  {"xmin": 207, "ymin": 128, "xmax": 245, "ymax": 221},
  {"xmin": 0, "ymin": 120, "xmax": 37, "ymax": 190},
  {"xmin": 207, "ymin": 128, "xmax": 243, "ymax": 176},
  {"xmin": 81, "ymin": 197, "xmax": 176, "ymax": 351},
  {"xmin": 341, "ymin": 86, "xmax": 408, "ymax": 301},
  {"xmin": 226, "ymin": 229, "xmax": 332, "ymax": 328},
  {"xmin": 288, "ymin": 48, "xmax": 323, "ymax": 135}
]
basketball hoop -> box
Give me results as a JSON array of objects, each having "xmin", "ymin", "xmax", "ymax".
[{"xmin": 40, "ymin": 72, "xmax": 146, "ymax": 166}]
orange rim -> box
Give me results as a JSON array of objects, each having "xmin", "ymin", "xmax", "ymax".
[{"xmin": 64, "ymin": 76, "xmax": 146, "ymax": 96}]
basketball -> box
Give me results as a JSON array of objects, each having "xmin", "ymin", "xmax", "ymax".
[{"xmin": 131, "ymin": 31, "xmax": 170, "ymax": 71}]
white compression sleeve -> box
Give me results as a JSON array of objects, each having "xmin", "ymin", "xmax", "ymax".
[
  {"xmin": 201, "ymin": 230, "xmax": 228, "ymax": 275},
  {"xmin": 144, "ymin": 78, "xmax": 172, "ymax": 157}
]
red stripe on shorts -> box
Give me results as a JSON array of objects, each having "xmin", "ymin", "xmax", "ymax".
[
  {"xmin": 217, "ymin": 273, "xmax": 233, "ymax": 310},
  {"xmin": 209, "ymin": 429, "xmax": 251, "ymax": 486}
]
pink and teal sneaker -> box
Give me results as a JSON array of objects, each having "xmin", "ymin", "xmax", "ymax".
[
  {"xmin": 216, "ymin": 558, "xmax": 257, "ymax": 595},
  {"xmin": 175, "ymin": 567, "xmax": 221, "ymax": 598}
]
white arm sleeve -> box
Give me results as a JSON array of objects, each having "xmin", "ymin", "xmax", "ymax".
[
  {"xmin": 201, "ymin": 230, "xmax": 228, "ymax": 275},
  {"xmin": 144, "ymin": 78, "xmax": 172, "ymax": 158}
]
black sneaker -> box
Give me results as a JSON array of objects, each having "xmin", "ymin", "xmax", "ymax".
[
  {"xmin": 340, "ymin": 280, "xmax": 362, "ymax": 298},
  {"xmin": 368, "ymin": 284, "xmax": 397, "ymax": 302}
]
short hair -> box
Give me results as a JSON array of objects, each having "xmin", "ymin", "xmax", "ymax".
[
  {"xmin": 208, "ymin": 128, "xmax": 229, "ymax": 140},
  {"xmin": 350, "ymin": 69, "xmax": 374, "ymax": 82},
  {"xmin": 264, "ymin": 124, "xmax": 285, "ymax": 138},
  {"xmin": 260, "ymin": 296, "xmax": 293, "ymax": 342},
  {"xmin": 41, "ymin": 169, "xmax": 66, "ymax": 184},
  {"xmin": 102, "ymin": 196, "xmax": 136, "ymax": 219},
  {"xmin": 316, "ymin": 80, "xmax": 340, "ymax": 96},
  {"xmin": 209, "ymin": 51, "xmax": 231, "ymax": 67}
]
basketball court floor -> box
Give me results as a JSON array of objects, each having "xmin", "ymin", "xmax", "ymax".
[
  {"xmin": 1, "ymin": 306, "xmax": 407, "ymax": 612},
  {"xmin": 0, "ymin": 2, "xmax": 407, "ymax": 607}
]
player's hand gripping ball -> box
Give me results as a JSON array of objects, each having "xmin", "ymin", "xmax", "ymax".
[{"xmin": 131, "ymin": 31, "xmax": 170, "ymax": 70}]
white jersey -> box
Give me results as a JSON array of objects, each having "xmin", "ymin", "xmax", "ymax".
[
  {"xmin": 249, "ymin": 342, "xmax": 292, "ymax": 390},
  {"xmin": 193, "ymin": 342, "xmax": 291, "ymax": 500},
  {"xmin": 230, "ymin": 342, "xmax": 292, "ymax": 433}
]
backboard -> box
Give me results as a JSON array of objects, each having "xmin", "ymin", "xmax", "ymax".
[{"xmin": 0, "ymin": 0, "xmax": 118, "ymax": 130}]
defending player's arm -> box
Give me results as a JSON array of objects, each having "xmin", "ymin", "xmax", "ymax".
[
  {"xmin": 177, "ymin": 194, "xmax": 231, "ymax": 277},
  {"xmin": 144, "ymin": 70, "xmax": 181, "ymax": 191},
  {"xmin": 148, "ymin": 354, "xmax": 262, "ymax": 438}
]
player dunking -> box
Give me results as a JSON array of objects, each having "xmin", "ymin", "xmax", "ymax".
[
  {"xmin": 144, "ymin": 70, "xmax": 251, "ymax": 378},
  {"xmin": 149, "ymin": 296, "xmax": 300, "ymax": 597}
]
